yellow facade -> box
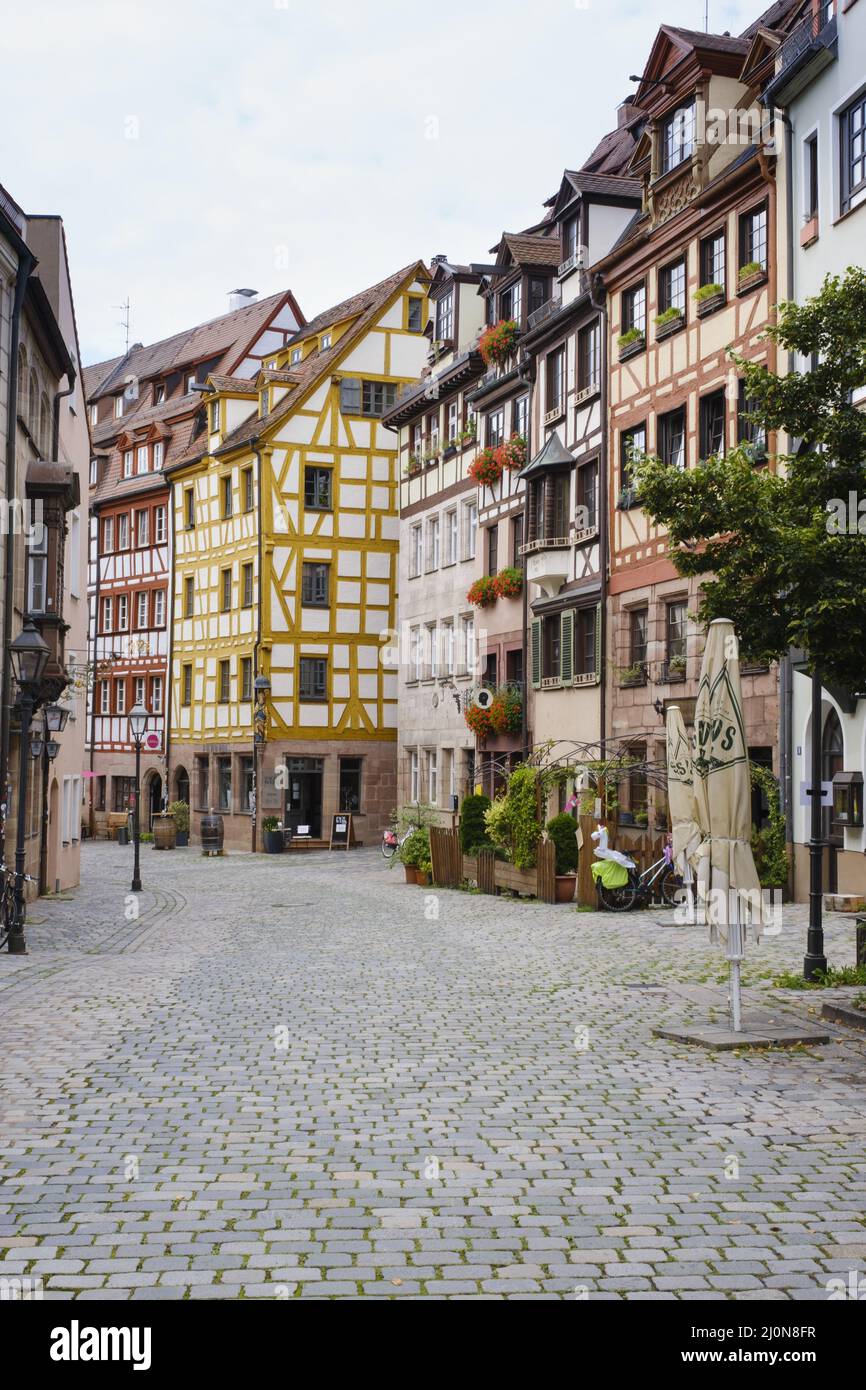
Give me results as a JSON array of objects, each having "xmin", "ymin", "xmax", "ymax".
[{"xmin": 168, "ymin": 264, "xmax": 430, "ymax": 844}]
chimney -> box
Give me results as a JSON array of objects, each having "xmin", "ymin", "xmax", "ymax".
[
  {"xmin": 430, "ymin": 254, "xmax": 448, "ymax": 266},
  {"xmin": 617, "ymin": 99, "xmax": 639, "ymax": 128},
  {"xmin": 228, "ymin": 287, "xmax": 258, "ymax": 312}
]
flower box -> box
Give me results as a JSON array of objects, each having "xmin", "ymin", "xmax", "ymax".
[
  {"xmin": 696, "ymin": 288, "xmax": 726, "ymax": 318},
  {"xmin": 654, "ymin": 309, "xmax": 684, "ymax": 340},
  {"xmin": 737, "ymin": 264, "xmax": 767, "ymax": 295},
  {"xmin": 479, "ymin": 319, "xmax": 519, "ymax": 368},
  {"xmin": 618, "ymin": 332, "xmax": 645, "ymax": 362},
  {"xmin": 468, "ymin": 447, "xmax": 503, "ymax": 487}
]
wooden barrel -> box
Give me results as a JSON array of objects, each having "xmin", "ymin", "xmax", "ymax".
[
  {"xmin": 200, "ymin": 813, "xmax": 224, "ymax": 855},
  {"xmin": 152, "ymin": 815, "xmax": 176, "ymax": 850}
]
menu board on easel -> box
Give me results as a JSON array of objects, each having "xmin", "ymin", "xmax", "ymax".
[{"xmin": 329, "ymin": 812, "xmax": 354, "ymax": 850}]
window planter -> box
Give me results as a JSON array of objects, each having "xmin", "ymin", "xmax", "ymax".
[
  {"xmin": 737, "ymin": 265, "xmax": 767, "ymax": 295},
  {"xmin": 479, "ymin": 319, "xmax": 519, "ymax": 368},
  {"xmin": 695, "ymin": 287, "xmax": 726, "ymax": 318},
  {"xmin": 663, "ymin": 659, "xmax": 687, "ymax": 682},
  {"xmin": 618, "ymin": 333, "xmax": 645, "ymax": 362},
  {"xmin": 618, "ymin": 664, "xmax": 647, "ymax": 687},
  {"xmin": 654, "ymin": 309, "xmax": 684, "ymax": 340},
  {"xmin": 800, "ymin": 216, "xmax": 819, "ymax": 249}
]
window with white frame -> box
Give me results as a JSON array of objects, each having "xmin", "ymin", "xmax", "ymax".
[
  {"xmin": 117, "ymin": 594, "xmax": 129, "ymax": 630},
  {"xmin": 443, "ymin": 621, "xmax": 455, "ymax": 675},
  {"xmin": 154, "ymin": 506, "xmax": 166, "ymax": 543},
  {"xmin": 69, "ymin": 511, "xmax": 81, "ymax": 598},
  {"xmin": 447, "ymin": 400, "xmax": 459, "ymax": 444},
  {"xmin": 428, "ymin": 748, "xmax": 438, "ymax": 804},
  {"xmin": 102, "ymin": 596, "xmax": 113, "ymax": 631},
  {"xmin": 136, "ymin": 509, "xmax": 149, "ymax": 547},
  {"xmin": 427, "ymin": 624, "xmax": 439, "ymax": 678},
  {"xmin": 410, "ymin": 749, "xmax": 420, "ymax": 802},
  {"xmin": 26, "ymin": 528, "xmax": 48, "ymax": 613},
  {"xmin": 123, "ymin": 450, "xmax": 133, "ymax": 478},
  {"xmin": 99, "ymin": 680, "xmax": 110, "ymax": 714},
  {"xmin": 114, "ymin": 396, "xmax": 123, "ymax": 419},
  {"xmin": 136, "ymin": 591, "xmax": 148, "ymax": 628},
  {"xmin": 90, "ymin": 403, "xmax": 98, "ymax": 426},
  {"xmin": 153, "ymin": 590, "xmax": 165, "ymax": 627},
  {"xmin": 461, "ymin": 615, "xmax": 476, "ymax": 675},
  {"xmin": 102, "ymin": 515, "xmax": 113, "ymax": 552},
  {"xmin": 426, "ymin": 515, "xmax": 440, "ymax": 570},
  {"xmin": 410, "ymin": 524, "xmax": 422, "ymax": 578},
  {"xmin": 464, "ymin": 500, "xmax": 477, "ymax": 560},
  {"xmin": 445, "ymin": 508, "xmax": 457, "ymax": 565},
  {"xmin": 153, "ymin": 441, "xmax": 164, "ymax": 470},
  {"xmin": 136, "ymin": 446, "xmax": 148, "ymax": 474},
  {"xmin": 118, "ymin": 514, "xmax": 129, "ymax": 549},
  {"xmin": 410, "ymin": 626, "xmax": 422, "ymax": 681},
  {"xmin": 151, "ymin": 675, "xmax": 163, "ymax": 713},
  {"xmin": 115, "ymin": 679, "xmax": 126, "ymax": 714},
  {"xmin": 135, "ymin": 676, "xmax": 146, "ymax": 706}
]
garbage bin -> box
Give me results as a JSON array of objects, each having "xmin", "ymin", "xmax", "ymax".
[{"xmin": 117, "ymin": 826, "xmax": 129, "ymax": 846}]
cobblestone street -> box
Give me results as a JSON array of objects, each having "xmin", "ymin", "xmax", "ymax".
[{"xmin": 1, "ymin": 841, "xmax": 865, "ymax": 1301}]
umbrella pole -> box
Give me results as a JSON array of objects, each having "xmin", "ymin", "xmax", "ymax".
[
  {"xmin": 683, "ymin": 861, "xmax": 696, "ymax": 925},
  {"xmin": 726, "ymin": 892, "xmax": 744, "ymax": 1033}
]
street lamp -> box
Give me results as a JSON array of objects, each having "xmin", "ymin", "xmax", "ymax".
[
  {"xmin": 7, "ymin": 623, "xmax": 50, "ymax": 953},
  {"xmin": 45, "ymin": 703, "xmax": 70, "ymax": 734},
  {"xmin": 128, "ymin": 702, "xmax": 149, "ymax": 893},
  {"xmin": 252, "ymin": 674, "xmax": 271, "ymax": 853}
]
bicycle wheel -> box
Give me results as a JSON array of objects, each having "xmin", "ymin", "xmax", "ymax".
[
  {"xmin": 658, "ymin": 864, "xmax": 685, "ymax": 908},
  {"xmin": 597, "ymin": 871, "xmax": 640, "ymax": 912},
  {"xmin": 381, "ymin": 839, "xmax": 397, "ymax": 860}
]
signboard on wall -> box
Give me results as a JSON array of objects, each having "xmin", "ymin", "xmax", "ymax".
[{"xmin": 261, "ymin": 772, "xmax": 282, "ymax": 810}]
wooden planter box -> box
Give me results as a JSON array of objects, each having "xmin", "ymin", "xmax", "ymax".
[
  {"xmin": 618, "ymin": 335, "xmax": 645, "ymax": 362},
  {"xmin": 696, "ymin": 291, "xmax": 726, "ymax": 318},
  {"xmin": 737, "ymin": 269, "xmax": 767, "ymax": 295},
  {"xmin": 654, "ymin": 313, "xmax": 684, "ymax": 341}
]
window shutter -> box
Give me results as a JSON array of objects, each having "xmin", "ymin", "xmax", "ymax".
[
  {"xmin": 594, "ymin": 602, "xmax": 602, "ymax": 679},
  {"xmin": 560, "ymin": 610, "xmax": 574, "ymax": 684},
  {"xmin": 531, "ymin": 619, "xmax": 542, "ymax": 689},
  {"xmin": 339, "ymin": 379, "xmax": 362, "ymax": 414}
]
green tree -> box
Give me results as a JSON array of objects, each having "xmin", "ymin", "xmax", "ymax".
[{"xmin": 634, "ymin": 268, "xmax": 866, "ymax": 689}]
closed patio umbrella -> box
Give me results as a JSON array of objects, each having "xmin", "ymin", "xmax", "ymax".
[
  {"xmin": 665, "ymin": 705, "xmax": 702, "ymax": 924},
  {"xmin": 692, "ymin": 618, "xmax": 766, "ymax": 1032}
]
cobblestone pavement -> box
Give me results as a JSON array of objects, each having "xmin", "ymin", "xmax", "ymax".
[{"xmin": 1, "ymin": 841, "xmax": 865, "ymax": 1301}]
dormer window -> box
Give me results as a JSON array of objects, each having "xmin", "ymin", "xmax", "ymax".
[
  {"xmin": 407, "ymin": 296, "xmax": 423, "ymax": 332},
  {"xmin": 187, "ymin": 374, "xmax": 196, "ymax": 394},
  {"xmin": 90, "ymin": 404, "xmax": 98, "ymax": 427},
  {"xmin": 563, "ymin": 216, "xmax": 579, "ymax": 260},
  {"xmin": 209, "ymin": 400, "xmax": 220, "ymax": 432},
  {"xmin": 500, "ymin": 281, "xmax": 521, "ymax": 324},
  {"xmin": 114, "ymin": 396, "xmax": 123, "ymax": 419},
  {"xmin": 154, "ymin": 383, "xmax": 165, "ymax": 405},
  {"xmin": 123, "ymin": 450, "xmax": 133, "ymax": 478},
  {"xmin": 291, "ymin": 347, "xmax": 301, "ymax": 364},
  {"xmin": 528, "ymin": 278, "xmax": 548, "ymax": 316},
  {"xmin": 153, "ymin": 441, "xmax": 164, "ymax": 470},
  {"xmin": 435, "ymin": 292, "xmax": 453, "ymax": 342},
  {"xmin": 320, "ymin": 334, "xmax": 331, "ymax": 351},
  {"xmin": 661, "ymin": 100, "xmax": 696, "ymax": 174},
  {"xmin": 259, "ymin": 390, "xmax": 268, "ymax": 415}
]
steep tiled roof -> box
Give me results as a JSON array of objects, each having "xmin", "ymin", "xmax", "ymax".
[
  {"xmin": 740, "ymin": 0, "xmax": 800, "ymax": 39},
  {"xmin": 581, "ymin": 123, "xmax": 642, "ymax": 176},
  {"xmin": 563, "ymin": 170, "xmax": 643, "ymax": 200},
  {"xmin": 207, "ymin": 374, "xmax": 257, "ymax": 394},
  {"xmin": 87, "ymin": 291, "xmax": 295, "ymax": 401},
  {"xmin": 660, "ymin": 25, "xmax": 751, "ymax": 56},
  {"xmin": 492, "ymin": 233, "xmax": 561, "ymax": 268},
  {"xmin": 172, "ymin": 261, "xmax": 428, "ymax": 468}
]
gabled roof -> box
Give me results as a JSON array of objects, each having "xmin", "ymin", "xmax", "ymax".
[
  {"xmin": 488, "ymin": 232, "xmax": 561, "ymax": 270},
  {"xmin": 86, "ymin": 289, "xmax": 301, "ymax": 401},
  {"xmin": 635, "ymin": 24, "xmax": 750, "ymax": 104},
  {"xmin": 174, "ymin": 261, "xmax": 429, "ymax": 467},
  {"xmin": 207, "ymin": 374, "xmax": 257, "ymax": 395},
  {"xmin": 518, "ymin": 430, "xmax": 573, "ymax": 479},
  {"xmin": 740, "ymin": 0, "xmax": 801, "ymax": 40},
  {"xmin": 550, "ymin": 169, "xmax": 643, "ymax": 220}
]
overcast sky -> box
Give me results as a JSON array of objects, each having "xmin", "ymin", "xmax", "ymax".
[{"xmin": 1, "ymin": 0, "xmax": 762, "ymax": 368}]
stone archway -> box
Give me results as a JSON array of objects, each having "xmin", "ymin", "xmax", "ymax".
[
  {"xmin": 46, "ymin": 778, "xmax": 60, "ymax": 893},
  {"xmin": 173, "ymin": 765, "xmax": 190, "ymax": 808}
]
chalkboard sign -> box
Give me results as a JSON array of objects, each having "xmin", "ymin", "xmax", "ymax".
[{"xmin": 329, "ymin": 812, "xmax": 355, "ymax": 850}]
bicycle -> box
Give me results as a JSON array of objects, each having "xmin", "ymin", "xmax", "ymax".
[
  {"xmin": 596, "ymin": 844, "xmax": 684, "ymax": 912},
  {"xmin": 0, "ymin": 862, "xmax": 34, "ymax": 950},
  {"xmin": 381, "ymin": 821, "xmax": 420, "ymax": 860}
]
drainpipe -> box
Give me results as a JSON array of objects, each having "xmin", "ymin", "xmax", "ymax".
[
  {"xmin": 590, "ymin": 271, "xmax": 609, "ymax": 753},
  {"xmin": 250, "ymin": 440, "xmax": 262, "ymax": 854},
  {"xmin": 777, "ymin": 105, "xmax": 796, "ymax": 860},
  {"xmin": 163, "ymin": 474, "xmax": 175, "ymax": 817},
  {"xmin": 1, "ymin": 239, "xmax": 37, "ymax": 827}
]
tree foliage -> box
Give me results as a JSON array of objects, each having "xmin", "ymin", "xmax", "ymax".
[{"xmin": 634, "ymin": 268, "xmax": 866, "ymax": 689}]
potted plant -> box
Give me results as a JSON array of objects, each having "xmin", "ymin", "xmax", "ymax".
[
  {"xmin": 168, "ymin": 800, "xmax": 190, "ymax": 847},
  {"xmin": 399, "ymin": 826, "xmax": 429, "ymax": 883},
  {"xmin": 404, "ymin": 452, "xmax": 423, "ymax": 477},
  {"xmin": 457, "ymin": 419, "xmax": 477, "ymax": 445},
  {"xmin": 546, "ymin": 813, "xmax": 578, "ymax": 903},
  {"xmin": 465, "ymin": 702, "xmax": 493, "ymax": 740},
  {"xmin": 618, "ymin": 662, "xmax": 645, "ymax": 686},
  {"xmin": 667, "ymin": 653, "xmax": 687, "ymax": 679},
  {"xmin": 478, "ymin": 319, "xmax": 519, "ymax": 368},
  {"xmin": 468, "ymin": 447, "xmax": 504, "ymax": 487},
  {"xmin": 738, "ymin": 260, "xmax": 765, "ymax": 291},
  {"xmin": 617, "ymin": 327, "xmax": 645, "ymax": 358},
  {"xmin": 694, "ymin": 281, "xmax": 725, "ymax": 315},
  {"xmin": 496, "ymin": 434, "xmax": 527, "ymax": 471},
  {"xmin": 415, "ymin": 853, "xmax": 433, "ymax": 887},
  {"xmin": 488, "ymin": 686, "xmax": 522, "ymax": 736},
  {"xmin": 654, "ymin": 306, "xmax": 684, "ymax": 336},
  {"xmin": 492, "ymin": 566, "xmax": 523, "ymax": 600},
  {"xmin": 467, "ymin": 574, "xmax": 498, "ymax": 608},
  {"xmin": 262, "ymin": 815, "xmax": 284, "ymax": 854}
]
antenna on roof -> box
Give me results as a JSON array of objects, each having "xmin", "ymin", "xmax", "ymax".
[
  {"xmin": 116, "ymin": 297, "xmax": 131, "ymax": 353},
  {"xmin": 704, "ymin": 0, "xmax": 709, "ymax": 32}
]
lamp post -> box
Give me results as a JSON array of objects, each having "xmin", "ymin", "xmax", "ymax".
[
  {"xmin": 128, "ymin": 703, "xmax": 149, "ymax": 893},
  {"xmin": 37, "ymin": 703, "xmax": 69, "ymax": 895},
  {"xmin": 8, "ymin": 623, "xmax": 50, "ymax": 954},
  {"xmin": 252, "ymin": 674, "xmax": 270, "ymax": 853}
]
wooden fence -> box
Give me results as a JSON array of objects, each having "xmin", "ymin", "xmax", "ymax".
[{"xmin": 429, "ymin": 825, "xmax": 556, "ymax": 903}]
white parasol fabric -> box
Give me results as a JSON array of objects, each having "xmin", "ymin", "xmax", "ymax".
[
  {"xmin": 692, "ymin": 619, "xmax": 767, "ymax": 946},
  {"xmin": 665, "ymin": 705, "xmax": 703, "ymax": 877}
]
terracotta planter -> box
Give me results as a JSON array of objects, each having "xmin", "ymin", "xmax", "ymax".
[
  {"xmin": 403, "ymin": 864, "xmax": 416, "ymax": 884},
  {"xmin": 555, "ymin": 874, "xmax": 576, "ymax": 904},
  {"xmin": 415, "ymin": 869, "xmax": 432, "ymax": 886},
  {"xmin": 153, "ymin": 815, "xmax": 177, "ymax": 850}
]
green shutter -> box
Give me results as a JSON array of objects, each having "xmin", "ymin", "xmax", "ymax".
[
  {"xmin": 560, "ymin": 610, "xmax": 574, "ymax": 684},
  {"xmin": 594, "ymin": 602, "xmax": 602, "ymax": 680},
  {"xmin": 531, "ymin": 618, "xmax": 542, "ymax": 689}
]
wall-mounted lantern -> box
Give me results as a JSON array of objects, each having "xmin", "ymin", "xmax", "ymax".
[{"xmin": 832, "ymin": 771, "xmax": 864, "ymax": 831}]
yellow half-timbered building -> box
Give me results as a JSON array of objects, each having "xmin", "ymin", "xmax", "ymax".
[{"xmin": 166, "ymin": 262, "xmax": 430, "ymax": 848}]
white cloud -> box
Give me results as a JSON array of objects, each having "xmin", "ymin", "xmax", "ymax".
[{"xmin": 0, "ymin": 0, "xmax": 763, "ymax": 365}]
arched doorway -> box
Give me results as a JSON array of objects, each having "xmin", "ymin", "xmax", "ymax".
[
  {"xmin": 174, "ymin": 766, "xmax": 190, "ymax": 807},
  {"xmin": 46, "ymin": 778, "xmax": 60, "ymax": 894},
  {"xmin": 144, "ymin": 772, "xmax": 163, "ymax": 829},
  {"xmin": 822, "ymin": 708, "xmax": 844, "ymax": 891}
]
